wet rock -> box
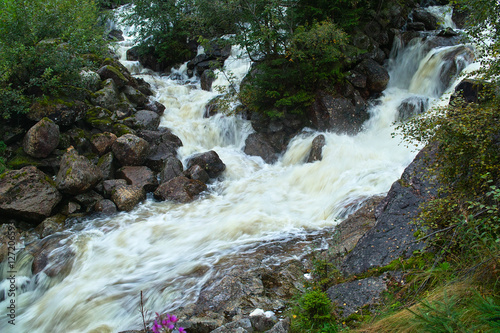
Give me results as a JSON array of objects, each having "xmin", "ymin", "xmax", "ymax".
[
  {"xmin": 60, "ymin": 201, "xmax": 82, "ymax": 215},
  {"xmin": 341, "ymin": 144, "xmax": 439, "ymax": 276},
  {"xmin": 146, "ymin": 142, "xmax": 178, "ymax": 172},
  {"xmin": 91, "ymin": 79, "xmax": 121, "ymax": 110},
  {"xmin": 122, "ymin": 110, "xmax": 160, "ymax": 131},
  {"xmin": 309, "ymin": 92, "xmax": 369, "ymax": 134},
  {"xmin": 137, "ymin": 128, "xmax": 183, "ymax": 148},
  {"xmin": 249, "ymin": 310, "xmax": 277, "ymax": 331},
  {"xmin": 91, "ymin": 132, "xmax": 117, "ymax": 156},
  {"xmin": 327, "ymin": 275, "xmax": 388, "ymax": 318},
  {"xmin": 347, "ymin": 70, "xmax": 367, "ymax": 89},
  {"xmin": 144, "ymin": 100, "xmax": 166, "ymax": 116},
  {"xmin": 438, "ymin": 46, "xmax": 475, "ymax": 94},
  {"xmin": 0, "ymin": 166, "xmax": 62, "ymax": 223},
  {"xmin": 23, "ymin": 118, "xmax": 60, "ymax": 159},
  {"xmin": 397, "ymin": 96, "xmax": 429, "ymax": 121},
  {"xmin": 201, "ymin": 69, "xmax": 216, "ymax": 91},
  {"xmin": 186, "ymin": 150, "xmax": 226, "ymax": 178},
  {"xmin": 97, "ymin": 152, "xmax": 116, "ymax": 181},
  {"xmin": 26, "ymin": 233, "xmax": 74, "ymax": 277},
  {"xmin": 355, "ymin": 59, "xmax": 390, "ymax": 93},
  {"xmin": 97, "ymin": 65, "xmax": 130, "ymax": 88},
  {"xmin": 244, "ymin": 133, "xmax": 278, "ymax": 164},
  {"xmin": 34, "ymin": 214, "xmax": 66, "ymax": 238},
  {"xmin": 111, "ymin": 184, "xmax": 146, "ymax": 211},
  {"xmin": 210, "ymin": 318, "xmax": 253, "ymax": 333},
  {"xmin": 108, "ymin": 29, "xmax": 124, "ymax": 41},
  {"xmin": 103, "ymin": 179, "xmax": 128, "ymax": 198},
  {"xmin": 307, "ymin": 135, "xmax": 326, "ymax": 163},
  {"xmin": 154, "ymin": 176, "xmax": 207, "ymax": 203},
  {"xmin": 122, "ymin": 85, "xmax": 149, "ymax": 107},
  {"xmin": 184, "ymin": 165, "xmax": 210, "ymax": 183},
  {"xmin": 112, "ymin": 134, "xmax": 150, "ymax": 166},
  {"xmin": 73, "ymin": 191, "xmax": 104, "ymax": 213},
  {"xmin": 116, "ymin": 166, "xmax": 158, "ymax": 192},
  {"xmin": 95, "ymin": 199, "xmax": 117, "ymax": 215},
  {"xmin": 66, "ymin": 128, "xmax": 92, "ymax": 155},
  {"xmin": 412, "ymin": 8, "xmax": 439, "ymax": 31},
  {"xmin": 159, "ymin": 156, "xmax": 184, "ymax": 184},
  {"xmin": 450, "ymin": 79, "xmax": 485, "ymax": 105},
  {"xmin": 56, "ymin": 149, "xmax": 103, "ymax": 195}
]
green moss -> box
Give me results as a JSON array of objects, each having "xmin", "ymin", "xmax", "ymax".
[
  {"xmin": 7, "ymin": 150, "xmax": 40, "ymax": 169},
  {"xmin": 112, "ymin": 123, "xmax": 134, "ymax": 136}
]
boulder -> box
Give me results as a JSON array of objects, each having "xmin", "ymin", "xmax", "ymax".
[
  {"xmin": 137, "ymin": 128, "xmax": 183, "ymax": 148},
  {"xmin": 122, "ymin": 110, "xmax": 160, "ymax": 131},
  {"xmin": 307, "ymin": 134, "xmax": 326, "ymax": 163},
  {"xmin": 23, "ymin": 118, "xmax": 60, "ymax": 159},
  {"xmin": 184, "ymin": 165, "xmax": 210, "ymax": 184},
  {"xmin": 355, "ymin": 59, "xmax": 390, "ymax": 93},
  {"xmin": 186, "ymin": 151, "xmax": 226, "ymax": 178},
  {"xmin": 450, "ymin": 79, "xmax": 485, "ymax": 105},
  {"xmin": 91, "ymin": 79, "xmax": 121, "ymax": 110},
  {"xmin": 112, "ymin": 134, "xmax": 150, "ymax": 166},
  {"xmin": 116, "ymin": 166, "xmax": 158, "ymax": 192},
  {"xmin": 201, "ymin": 69, "xmax": 216, "ymax": 91},
  {"xmin": 154, "ymin": 176, "xmax": 207, "ymax": 203},
  {"xmin": 266, "ymin": 318, "xmax": 291, "ymax": 333},
  {"xmin": 28, "ymin": 100, "xmax": 88, "ymax": 126},
  {"xmin": 96, "ymin": 65, "xmax": 130, "ymax": 88},
  {"xmin": 103, "ymin": 179, "xmax": 128, "ymax": 198},
  {"xmin": 249, "ymin": 310, "xmax": 277, "ymax": 331},
  {"xmin": 111, "ymin": 184, "xmax": 146, "ymax": 211},
  {"xmin": 122, "ymin": 85, "xmax": 149, "ymax": 108},
  {"xmin": 0, "ymin": 166, "xmax": 62, "ymax": 223},
  {"xmin": 97, "ymin": 152, "xmax": 116, "ymax": 180},
  {"xmin": 56, "ymin": 149, "xmax": 102, "ymax": 195},
  {"xmin": 146, "ymin": 142, "xmax": 178, "ymax": 172},
  {"xmin": 108, "ymin": 29, "xmax": 124, "ymax": 41},
  {"xmin": 34, "ymin": 214, "xmax": 66, "ymax": 238},
  {"xmin": 244, "ymin": 133, "xmax": 279, "ymax": 164},
  {"xmin": 84, "ymin": 106, "xmax": 115, "ymax": 133},
  {"xmin": 160, "ymin": 156, "xmax": 184, "ymax": 184},
  {"xmin": 144, "ymin": 100, "xmax": 166, "ymax": 116},
  {"xmin": 210, "ymin": 318, "xmax": 253, "ymax": 333},
  {"xmin": 73, "ymin": 191, "xmax": 104, "ymax": 213},
  {"xmin": 95, "ymin": 199, "xmax": 118, "ymax": 215},
  {"xmin": 412, "ymin": 8, "xmax": 439, "ymax": 30},
  {"xmin": 397, "ymin": 96, "xmax": 429, "ymax": 121},
  {"xmin": 91, "ymin": 132, "xmax": 117, "ymax": 156},
  {"xmin": 25, "ymin": 233, "xmax": 74, "ymax": 277}
]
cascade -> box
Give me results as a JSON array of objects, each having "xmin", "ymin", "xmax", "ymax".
[{"xmin": 0, "ymin": 5, "xmax": 475, "ymax": 333}]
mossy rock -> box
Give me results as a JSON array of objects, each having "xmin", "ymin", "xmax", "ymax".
[
  {"xmin": 7, "ymin": 148, "xmax": 41, "ymax": 170},
  {"xmin": 112, "ymin": 123, "xmax": 135, "ymax": 137}
]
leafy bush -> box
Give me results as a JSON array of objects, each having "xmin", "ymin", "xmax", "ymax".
[
  {"xmin": 292, "ymin": 290, "xmax": 338, "ymax": 332},
  {"xmin": 0, "ymin": 0, "xmax": 105, "ymax": 119}
]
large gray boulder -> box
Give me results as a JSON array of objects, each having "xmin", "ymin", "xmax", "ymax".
[
  {"xmin": 159, "ymin": 156, "xmax": 184, "ymax": 184},
  {"xmin": 186, "ymin": 150, "xmax": 226, "ymax": 178},
  {"xmin": 23, "ymin": 118, "xmax": 60, "ymax": 158},
  {"xmin": 91, "ymin": 79, "xmax": 121, "ymax": 110},
  {"xmin": 116, "ymin": 166, "xmax": 158, "ymax": 192},
  {"xmin": 154, "ymin": 176, "xmax": 207, "ymax": 203},
  {"xmin": 112, "ymin": 134, "xmax": 150, "ymax": 166},
  {"xmin": 244, "ymin": 133, "xmax": 279, "ymax": 164},
  {"xmin": 56, "ymin": 149, "xmax": 103, "ymax": 195},
  {"xmin": 96, "ymin": 65, "xmax": 130, "ymax": 88},
  {"xmin": 91, "ymin": 132, "xmax": 117, "ymax": 156},
  {"xmin": 111, "ymin": 184, "xmax": 146, "ymax": 211},
  {"xmin": 0, "ymin": 166, "xmax": 62, "ymax": 223},
  {"xmin": 355, "ymin": 59, "xmax": 390, "ymax": 93}
]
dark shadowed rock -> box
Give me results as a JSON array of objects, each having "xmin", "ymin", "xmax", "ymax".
[
  {"xmin": 73, "ymin": 191, "xmax": 104, "ymax": 213},
  {"xmin": 116, "ymin": 166, "xmax": 158, "ymax": 192},
  {"xmin": 28, "ymin": 100, "xmax": 88, "ymax": 126},
  {"xmin": 210, "ymin": 318, "xmax": 253, "ymax": 333},
  {"xmin": 34, "ymin": 214, "xmax": 66, "ymax": 238},
  {"xmin": 0, "ymin": 166, "xmax": 62, "ymax": 223},
  {"xmin": 91, "ymin": 79, "xmax": 121, "ymax": 110},
  {"xmin": 355, "ymin": 59, "xmax": 390, "ymax": 93},
  {"xmin": 201, "ymin": 69, "xmax": 216, "ymax": 91},
  {"xmin": 341, "ymin": 144, "xmax": 438, "ymax": 276},
  {"xmin": 250, "ymin": 312, "xmax": 277, "ymax": 331},
  {"xmin": 0, "ymin": 224, "xmax": 21, "ymax": 262},
  {"xmin": 23, "ymin": 118, "xmax": 60, "ymax": 159},
  {"xmin": 266, "ymin": 318, "xmax": 291, "ymax": 333},
  {"xmin": 307, "ymin": 135, "xmax": 326, "ymax": 163},
  {"xmin": 97, "ymin": 152, "xmax": 116, "ymax": 181},
  {"xmin": 122, "ymin": 85, "xmax": 149, "ymax": 107},
  {"xmin": 144, "ymin": 100, "xmax": 166, "ymax": 115},
  {"xmin": 137, "ymin": 127, "xmax": 183, "ymax": 148},
  {"xmin": 154, "ymin": 176, "xmax": 207, "ymax": 203},
  {"xmin": 450, "ymin": 79, "xmax": 485, "ymax": 105},
  {"xmin": 186, "ymin": 151, "xmax": 226, "ymax": 178},
  {"xmin": 184, "ymin": 165, "xmax": 210, "ymax": 183},
  {"xmin": 160, "ymin": 156, "xmax": 184, "ymax": 184},
  {"xmin": 95, "ymin": 199, "xmax": 117, "ymax": 215},
  {"xmin": 91, "ymin": 132, "xmax": 117, "ymax": 156},
  {"xmin": 103, "ymin": 179, "xmax": 128, "ymax": 198},
  {"xmin": 347, "ymin": 70, "xmax": 367, "ymax": 89},
  {"xmin": 244, "ymin": 133, "xmax": 278, "ymax": 164},
  {"xmin": 412, "ymin": 8, "xmax": 439, "ymax": 30},
  {"xmin": 112, "ymin": 134, "xmax": 150, "ymax": 166},
  {"xmin": 397, "ymin": 96, "xmax": 429, "ymax": 121},
  {"xmin": 56, "ymin": 149, "xmax": 103, "ymax": 195},
  {"xmin": 111, "ymin": 184, "xmax": 146, "ymax": 211}
]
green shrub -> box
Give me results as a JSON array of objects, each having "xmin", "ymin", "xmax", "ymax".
[{"xmin": 291, "ymin": 290, "xmax": 338, "ymax": 332}]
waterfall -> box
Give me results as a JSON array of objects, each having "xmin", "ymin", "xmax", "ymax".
[{"xmin": 0, "ymin": 5, "xmax": 475, "ymax": 333}]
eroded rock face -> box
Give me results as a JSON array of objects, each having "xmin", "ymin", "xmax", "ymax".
[
  {"xmin": 0, "ymin": 166, "xmax": 62, "ymax": 223},
  {"xmin": 112, "ymin": 134, "xmax": 150, "ymax": 166},
  {"xmin": 186, "ymin": 151, "xmax": 226, "ymax": 178},
  {"xmin": 56, "ymin": 149, "xmax": 103, "ymax": 195},
  {"xmin": 154, "ymin": 176, "xmax": 207, "ymax": 203},
  {"xmin": 23, "ymin": 118, "xmax": 60, "ymax": 159}
]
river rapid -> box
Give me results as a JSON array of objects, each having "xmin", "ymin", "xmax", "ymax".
[{"xmin": 0, "ymin": 5, "xmax": 475, "ymax": 332}]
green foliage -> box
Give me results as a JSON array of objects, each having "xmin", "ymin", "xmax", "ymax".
[
  {"xmin": 0, "ymin": 0, "xmax": 106, "ymax": 119},
  {"xmin": 291, "ymin": 290, "xmax": 338, "ymax": 332}
]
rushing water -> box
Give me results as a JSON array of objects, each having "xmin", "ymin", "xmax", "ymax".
[{"xmin": 0, "ymin": 6, "xmax": 475, "ymax": 333}]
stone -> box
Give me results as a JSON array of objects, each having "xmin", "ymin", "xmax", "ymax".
[
  {"xmin": 73, "ymin": 191, "xmax": 104, "ymax": 212},
  {"xmin": 341, "ymin": 144, "xmax": 439, "ymax": 276},
  {"xmin": 355, "ymin": 59, "xmax": 390, "ymax": 93},
  {"xmin": 97, "ymin": 65, "xmax": 129, "ymax": 88},
  {"xmin": 91, "ymin": 132, "xmax": 118, "ymax": 156},
  {"xmin": 23, "ymin": 118, "xmax": 60, "ymax": 158},
  {"xmin": 159, "ymin": 156, "xmax": 184, "ymax": 184},
  {"xmin": 266, "ymin": 318, "xmax": 291, "ymax": 333},
  {"xmin": 123, "ymin": 110, "xmax": 160, "ymax": 131},
  {"xmin": 154, "ymin": 176, "xmax": 207, "ymax": 203},
  {"xmin": 116, "ymin": 166, "xmax": 158, "ymax": 192},
  {"xmin": 249, "ymin": 311, "xmax": 276, "ymax": 331},
  {"xmin": 95, "ymin": 199, "xmax": 118, "ymax": 215},
  {"xmin": 146, "ymin": 142, "xmax": 178, "ymax": 172},
  {"xmin": 97, "ymin": 152, "xmax": 116, "ymax": 181},
  {"xmin": 28, "ymin": 100, "xmax": 88, "ymax": 126},
  {"xmin": 184, "ymin": 165, "xmax": 210, "ymax": 184},
  {"xmin": 137, "ymin": 128, "xmax": 183, "ymax": 148},
  {"xmin": 201, "ymin": 69, "xmax": 216, "ymax": 91},
  {"xmin": 450, "ymin": 79, "xmax": 485, "ymax": 105},
  {"xmin": 25, "ymin": 233, "xmax": 74, "ymax": 277},
  {"xmin": 91, "ymin": 79, "xmax": 121, "ymax": 110},
  {"xmin": 0, "ymin": 224, "xmax": 22, "ymax": 262},
  {"xmin": 56, "ymin": 149, "xmax": 103, "ymax": 195},
  {"xmin": 397, "ymin": 96, "xmax": 430, "ymax": 121},
  {"xmin": 186, "ymin": 150, "xmax": 226, "ymax": 178},
  {"xmin": 144, "ymin": 100, "xmax": 166, "ymax": 115},
  {"xmin": 122, "ymin": 85, "xmax": 149, "ymax": 107},
  {"xmin": 210, "ymin": 318, "xmax": 253, "ymax": 333},
  {"xmin": 412, "ymin": 8, "xmax": 439, "ymax": 31},
  {"xmin": 111, "ymin": 184, "xmax": 146, "ymax": 211},
  {"xmin": 0, "ymin": 166, "xmax": 62, "ymax": 223},
  {"xmin": 112, "ymin": 134, "xmax": 150, "ymax": 166},
  {"xmin": 244, "ymin": 133, "xmax": 278, "ymax": 164},
  {"xmin": 307, "ymin": 135, "xmax": 326, "ymax": 163},
  {"xmin": 34, "ymin": 214, "xmax": 66, "ymax": 238},
  {"xmin": 103, "ymin": 179, "xmax": 128, "ymax": 198}
]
